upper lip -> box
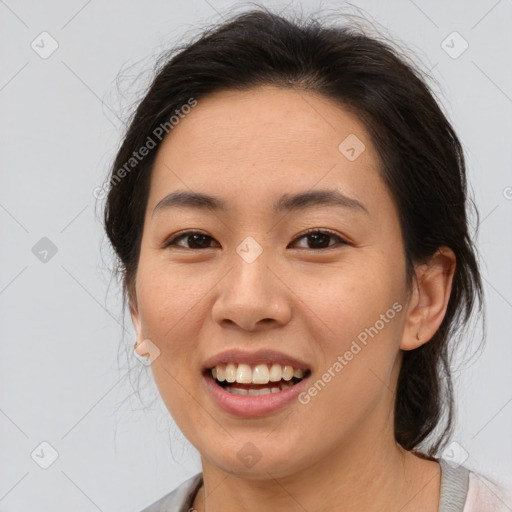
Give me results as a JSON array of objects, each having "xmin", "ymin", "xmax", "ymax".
[{"xmin": 203, "ymin": 349, "xmax": 311, "ymax": 371}]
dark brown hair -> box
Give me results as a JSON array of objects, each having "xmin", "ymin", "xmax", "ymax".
[{"xmin": 102, "ymin": 7, "xmax": 483, "ymax": 456}]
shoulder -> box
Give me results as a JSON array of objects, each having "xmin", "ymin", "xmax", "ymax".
[
  {"xmin": 137, "ymin": 473, "xmax": 203, "ymax": 512},
  {"xmin": 464, "ymin": 468, "xmax": 512, "ymax": 512},
  {"xmin": 438, "ymin": 458, "xmax": 511, "ymax": 512}
]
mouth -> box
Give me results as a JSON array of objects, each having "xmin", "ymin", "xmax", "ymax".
[{"xmin": 205, "ymin": 362, "xmax": 311, "ymax": 396}]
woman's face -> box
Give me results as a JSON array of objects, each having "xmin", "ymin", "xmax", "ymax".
[{"xmin": 131, "ymin": 86, "xmax": 415, "ymax": 478}]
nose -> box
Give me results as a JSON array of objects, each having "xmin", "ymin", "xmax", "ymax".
[{"xmin": 211, "ymin": 245, "xmax": 292, "ymax": 331}]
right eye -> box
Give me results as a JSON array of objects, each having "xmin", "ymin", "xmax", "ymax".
[{"xmin": 163, "ymin": 231, "xmax": 219, "ymax": 250}]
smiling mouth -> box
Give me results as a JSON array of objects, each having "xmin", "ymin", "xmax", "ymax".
[{"xmin": 207, "ymin": 362, "xmax": 311, "ymax": 396}]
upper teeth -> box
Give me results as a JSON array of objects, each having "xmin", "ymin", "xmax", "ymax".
[{"xmin": 211, "ymin": 363, "xmax": 306, "ymax": 384}]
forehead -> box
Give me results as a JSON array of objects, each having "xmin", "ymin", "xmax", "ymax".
[{"xmin": 148, "ymin": 86, "xmax": 388, "ymax": 215}]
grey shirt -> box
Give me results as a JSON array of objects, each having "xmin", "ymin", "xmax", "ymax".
[{"xmin": 139, "ymin": 458, "xmax": 470, "ymax": 512}]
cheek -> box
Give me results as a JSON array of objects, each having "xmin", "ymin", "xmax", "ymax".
[
  {"xmin": 136, "ymin": 260, "xmax": 208, "ymax": 336},
  {"xmin": 134, "ymin": 263, "xmax": 215, "ymax": 394},
  {"xmin": 295, "ymin": 256, "xmax": 405, "ymax": 406},
  {"xmin": 134, "ymin": 265, "xmax": 212, "ymax": 430},
  {"xmin": 294, "ymin": 255, "xmax": 404, "ymax": 343}
]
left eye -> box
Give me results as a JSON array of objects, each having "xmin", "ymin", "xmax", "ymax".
[{"xmin": 290, "ymin": 230, "xmax": 347, "ymax": 250}]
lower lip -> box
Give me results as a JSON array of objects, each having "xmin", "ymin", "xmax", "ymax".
[{"xmin": 203, "ymin": 373, "xmax": 309, "ymax": 417}]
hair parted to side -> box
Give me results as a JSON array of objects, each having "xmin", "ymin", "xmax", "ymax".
[{"xmin": 102, "ymin": 6, "xmax": 483, "ymax": 457}]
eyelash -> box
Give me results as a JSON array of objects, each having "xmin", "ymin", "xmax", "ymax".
[{"xmin": 163, "ymin": 228, "xmax": 348, "ymax": 250}]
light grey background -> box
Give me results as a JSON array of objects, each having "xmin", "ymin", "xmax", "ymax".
[{"xmin": 1, "ymin": 0, "xmax": 511, "ymax": 510}]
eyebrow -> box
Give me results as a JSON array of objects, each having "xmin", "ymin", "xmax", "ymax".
[{"xmin": 152, "ymin": 189, "xmax": 369, "ymax": 218}]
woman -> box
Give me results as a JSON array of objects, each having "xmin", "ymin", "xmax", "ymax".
[{"xmin": 102, "ymin": 7, "xmax": 510, "ymax": 511}]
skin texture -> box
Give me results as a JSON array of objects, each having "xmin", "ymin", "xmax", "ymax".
[{"xmin": 131, "ymin": 86, "xmax": 456, "ymax": 511}]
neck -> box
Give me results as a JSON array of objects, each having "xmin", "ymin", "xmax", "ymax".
[{"xmin": 192, "ymin": 422, "xmax": 441, "ymax": 512}]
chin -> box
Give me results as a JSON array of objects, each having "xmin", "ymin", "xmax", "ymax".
[{"xmin": 197, "ymin": 432, "xmax": 317, "ymax": 480}]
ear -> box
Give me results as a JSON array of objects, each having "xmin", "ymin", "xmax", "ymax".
[
  {"xmin": 130, "ymin": 297, "xmax": 149, "ymax": 358},
  {"xmin": 400, "ymin": 246, "xmax": 456, "ymax": 351}
]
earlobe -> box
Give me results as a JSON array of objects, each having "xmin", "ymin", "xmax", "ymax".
[
  {"xmin": 134, "ymin": 338, "xmax": 150, "ymax": 358},
  {"xmin": 130, "ymin": 300, "xmax": 148, "ymax": 356},
  {"xmin": 400, "ymin": 247, "xmax": 456, "ymax": 351}
]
